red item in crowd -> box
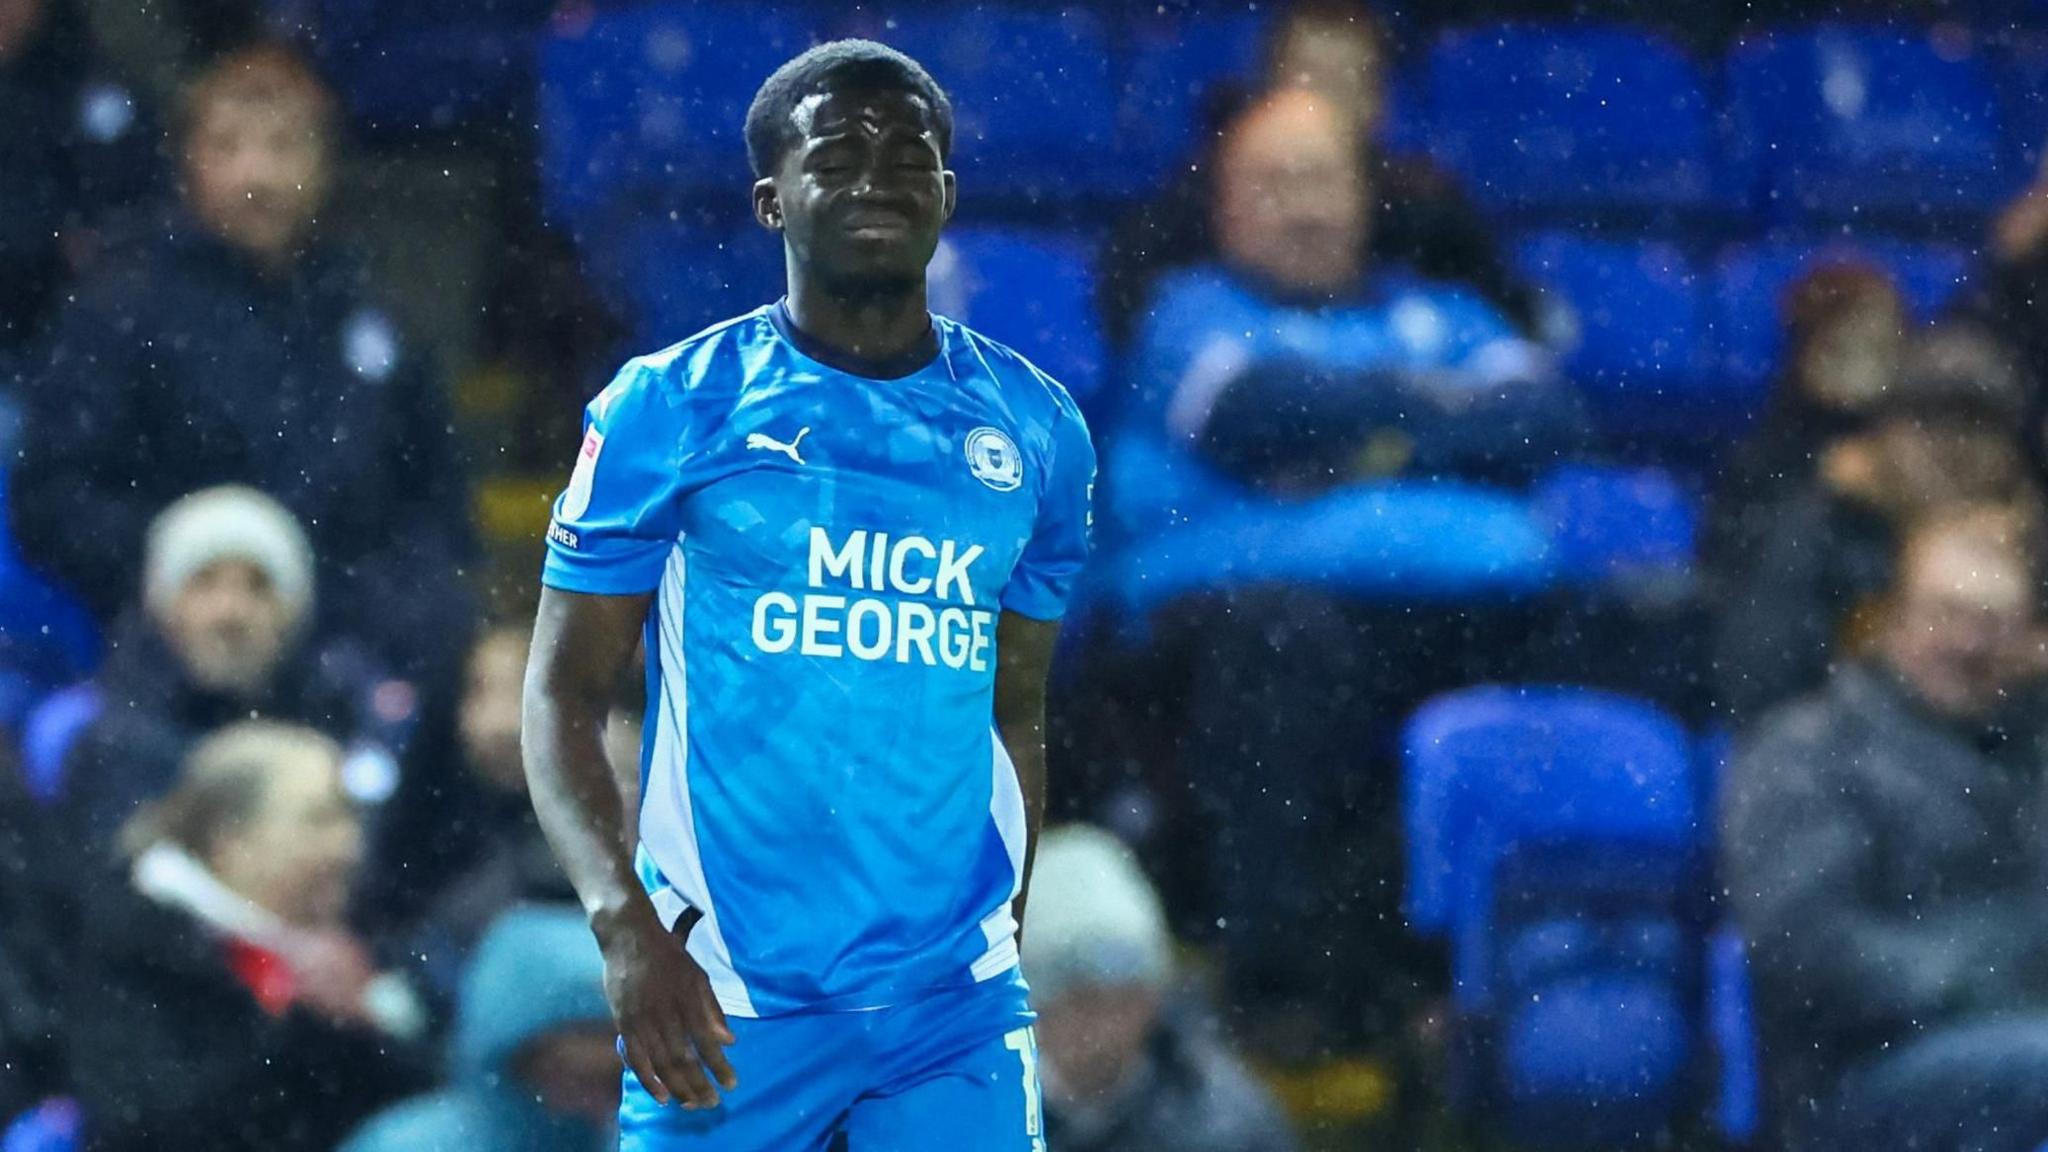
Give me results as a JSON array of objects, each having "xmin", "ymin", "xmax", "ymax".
[{"xmin": 224, "ymin": 937, "xmax": 297, "ymax": 1016}]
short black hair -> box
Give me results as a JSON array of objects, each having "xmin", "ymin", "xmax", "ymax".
[{"xmin": 744, "ymin": 39, "xmax": 954, "ymax": 179}]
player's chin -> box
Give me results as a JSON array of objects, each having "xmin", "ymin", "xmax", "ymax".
[{"xmin": 827, "ymin": 249, "xmax": 928, "ymax": 293}]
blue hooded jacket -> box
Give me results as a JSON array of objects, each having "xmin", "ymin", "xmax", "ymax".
[{"xmin": 341, "ymin": 905, "xmax": 613, "ymax": 1152}]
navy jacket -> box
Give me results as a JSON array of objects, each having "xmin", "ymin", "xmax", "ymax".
[
  {"xmin": 0, "ymin": 0, "xmax": 157, "ymax": 359},
  {"xmin": 11, "ymin": 220, "xmax": 475, "ymax": 676},
  {"xmin": 67, "ymin": 872, "xmax": 428, "ymax": 1152},
  {"xmin": 57, "ymin": 613, "xmax": 403, "ymax": 863}
]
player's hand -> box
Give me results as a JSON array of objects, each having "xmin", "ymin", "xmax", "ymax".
[{"xmin": 599, "ymin": 908, "xmax": 738, "ymax": 1109}]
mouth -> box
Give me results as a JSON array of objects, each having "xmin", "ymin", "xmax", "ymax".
[{"xmin": 841, "ymin": 212, "xmax": 913, "ymax": 239}]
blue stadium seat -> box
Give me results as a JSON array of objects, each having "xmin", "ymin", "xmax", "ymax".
[
  {"xmin": 0, "ymin": 1097, "xmax": 78, "ymax": 1152},
  {"xmin": 1403, "ymin": 687, "xmax": 1703, "ymax": 1134},
  {"xmin": 20, "ymin": 684, "xmax": 101, "ymax": 807},
  {"xmin": 1726, "ymin": 26, "xmax": 2019, "ymax": 225},
  {"xmin": 590, "ymin": 217, "xmax": 785, "ymax": 350},
  {"xmin": 1116, "ymin": 10, "xmax": 1269, "ymax": 184},
  {"xmin": 0, "ymin": 465, "xmax": 99, "ymax": 713},
  {"xmin": 1097, "ymin": 472, "xmax": 1555, "ymax": 625},
  {"xmin": 1423, "ymin": 26, "xmax": 1722, "ymax": 219},
  {"xmin": 927, "ymin": 227, "xmax": 1105, "ymax": 411},
  {"xmin": 1712, "ymin": 238, "xmax": 1971, "ymax": 389},
  {"xmin": 0, "ymin": 670, "xmax": 35, "ymax": 737},
  {"xmin": 1499, "ymin": 964, "xmax": 1693, "ymax": 1141},
  {"xmin": 1993, "ymin": 31, "xmax": 2048, "ymax": 169},
  {"xmin": 1403, "ymin": 686, "xmax": 1703, "ymax": 1143},
  {"xmin": 1402, "ymin": 686, "xmax": 1698, "ymax": 940},
  {"xmin": 1517, "ymin": 233, "xmax": 1719, "ymax": 411},
  {"xmin": 1708, "ymin": 926, "xmax": 1763, "ymax": 1144},
  {"xmin": 539, "ymin": 3, "xmax": 815, "ymax": 234},
  {"xmin": 1534, "ymin": 464, "xmax": 1698, "ymax": 581},
  {"xmin": 841, "ymin": 6, "xmax": 1122, "ymax": 201},
  {"xmin": 314, "ymin": 0, "xmax": 553, "ymax": 136}
]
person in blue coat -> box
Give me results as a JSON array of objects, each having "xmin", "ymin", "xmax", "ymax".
[
  {"xmin": 342, "ymin": 905, "xmax": 617, "ymax": 1152},
  {"xmin": 1104, "ymin": 85, "xmax": 1568, "ymax": 1063}
]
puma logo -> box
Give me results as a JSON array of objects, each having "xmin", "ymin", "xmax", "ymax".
[{"xmin": 746, "ymin": 427, "xmax": 810, "ymax": 465}]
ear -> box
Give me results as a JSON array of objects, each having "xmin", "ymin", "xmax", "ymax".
[
  {"xmin": 752, "ymin": 177, "xmax": 783, "ymax": 232},
  {"xmin": 940, "ymin": 169, "xmax": 958, "ymax": 226}
]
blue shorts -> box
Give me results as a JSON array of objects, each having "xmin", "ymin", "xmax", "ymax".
[{"xmin": 620, "ymin": 969, "xmax": 1044, "ymax": 1152}]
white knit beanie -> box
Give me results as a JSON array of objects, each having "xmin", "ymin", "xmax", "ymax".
[
  {"xmin": 144, "ymin": 486, "xmax": 316, "ymax": 628},
  {"xmin": 1022, "ymin": 825, "xmax": 1173, "ymax": 1003}
]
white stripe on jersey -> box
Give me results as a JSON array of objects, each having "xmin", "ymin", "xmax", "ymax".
[
  {"xmin": 972, "ymin": 730, "xmax": 1027, "ymax": 983},
  {"xmin": 641, "ymin": 544, "xmax": 758, "ymax": 1017}
]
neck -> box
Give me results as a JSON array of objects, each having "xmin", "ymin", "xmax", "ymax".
[
  {"xmin": 786, "ymin": 272, "xmax": 932, "ymax": 366},
  {"xmin": 244, "ymin": 243, "xmax": 301, "ymax": 280},
  {"xmin": 1871, "ymin": 655, "xmax": 1994, "ymax": 732},
  {"xmin": 1227, "ymin": 259, "xmax": 1363, "ymax": 309}
]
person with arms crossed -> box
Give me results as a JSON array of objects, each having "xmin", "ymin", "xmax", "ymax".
[{"xmin": 522, "ymin": 40, "xmax": 1095, "ymax": 1152}]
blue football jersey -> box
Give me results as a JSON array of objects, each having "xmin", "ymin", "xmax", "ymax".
[{"xmin": 542, "ymin": 303, "xmax": 1095, "ymax": 1018}]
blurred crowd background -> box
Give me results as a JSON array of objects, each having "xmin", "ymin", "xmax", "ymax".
[{"xmin": 5, "ymin": 0, "xmax": 2048, "ymax": 1149}]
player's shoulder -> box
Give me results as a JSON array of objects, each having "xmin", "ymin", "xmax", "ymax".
[
  {"xmin": 615, "ymin": 306, "xmax": 777, "ymax": 397},
  {"xmin": 939, "ymin": 316, "xmax": 1088, "ymax": 434},
  {"xmin": 1152, "ymin": 263, "xmax": 1252, "ymax": 313},
  {"xmin": 1134, "ymin": 264, "xmax": 1262, "ymax": 352}
]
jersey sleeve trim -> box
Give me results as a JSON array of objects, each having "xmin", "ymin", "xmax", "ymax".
[{"xmin": 541, "ymin": 545, "xmax": 669, "ymax": 595}]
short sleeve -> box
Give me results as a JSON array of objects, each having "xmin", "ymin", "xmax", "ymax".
[
  {"xmin": 1001, "ymin": 399, "xmax": 1097, "ymax": 620},
  {"xmin": 541, "ymin": 361, "xmax": 686, "ymax": 595}
]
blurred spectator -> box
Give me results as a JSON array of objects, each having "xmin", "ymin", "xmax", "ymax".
[
  {"xmin": 1962, "ymin": 167, "xmax": 2048, "ymax": 486},
  {"xmin": 74, "ymin": 0, "xmax": 271, "ymax": 109},
  {"xmin": 1106, "ymin": 86, "xmax": 1555, "ymax": 1057},
  {"xmin": 1713, "ymin": 323, "xmax": 2035, "ymax": 725},
  {"xmin": 52, "ymin": 486, "xmax": 409, "ymax": 858},
  {"xmin": 1116, "ymin": 85, "xmax": 1558, "ymax": 508},
  {"xmin": 341, "ymin": 905, "xmax": 616, "ymax": 1152},
  {"xmin": 66, "ymin": 721, "xmax": 427, "ymax": 1152},
  {"xmin": 9, "ymin": 40, "xmax": 476, "ymax": 684},
  {"xmin": 1023, "ymin": 825, "xmax": 1297, "ymax": 1152},
  {"xmin": 400, "ymin": 624, "xmax": 572, "ymax": 1015},
  {"xmin": 1707, "ymin": 261, "xmax": 1906, "ymax": 569},
  {"xmin": 0, "ymin": 0, "xmax": 156, "ymax": 374},
  {"xmin": 1099, "ymin": 0, "xmax": 1539, "ymax": 357},
  {"xmin": 0, "ymin": 744, "xmax": 65, "ymax": 1124},
  {"xmin": 1725, "ymin": 506, "xmax": 2048, "ymax": 1152}
]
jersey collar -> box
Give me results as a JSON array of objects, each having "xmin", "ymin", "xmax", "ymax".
[{"xmin": 770, "ymin": 298, "xmax": 943, "ymax": 381}]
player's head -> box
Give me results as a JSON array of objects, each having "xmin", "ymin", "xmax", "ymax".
[
  {"xmin": 1780, "ymin": 260, "xmax": 1905, "ymax": 420},
  {"xmin": 1214, "ymin": 87, "xmax": 1365, "ymax": 298},
  {"xmin": 461, "ymin": 909, "xmax": 617, "ymax": 1126},
  {"xmin": 0, "ymin": 0, "xmax": 52, "ymax": 65},
  {"xmin": 178, "ymin": 40, "xmax": 338, "ymax": 267},
  {"xmin": 1021, "ymin": 827, "xmax": 1173, "ymax": 1093},
  {"xmin": 144, "ymin": 485, "xmax": 316, "ymax": 699},
  {"xmin": 1264, "ymin": 0, "xmax": 1390, "ymax": 138},
  {"xmin": 1879, "ymin": 504, "xmax": 2046, "ymax": 723},
  {"xmin": 125, "ymin": 722, "xmax": 362, "ymax": 928},
  {"xmin": 746, "ymin": 40, "xmax": 956, "ymax": 297},
  {"xmin": 460, "ymin": 622, "xmax": 531, "ymax": 797}
]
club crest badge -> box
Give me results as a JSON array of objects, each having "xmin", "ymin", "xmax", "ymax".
[{"xmin": 964, "ymin": 426, "xmax": 1023, "ymax": 492}]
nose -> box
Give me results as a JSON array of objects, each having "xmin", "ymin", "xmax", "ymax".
[{"xmin": 846, "ymin": 173, "xmax": 910, "ymax": 205}]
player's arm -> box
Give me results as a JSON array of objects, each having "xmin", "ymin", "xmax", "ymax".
[
  {"xmin": 527, "ymin": 361, "xmax": 733, "ymax": 1110},
  {"xmin": 524, "ymin": 588, "xmax": 653, "ymax": 937},
  {"xmin": 525, "ymin": 588, "xmax": 738, "ymax": 1110},
  {"xmin": 994, "ymin": 611, "xmax": 1060, "ymax": 941},
  {"xmin": 996, "ymin": 389, "xmax": 1099, "ymax": 944}
]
